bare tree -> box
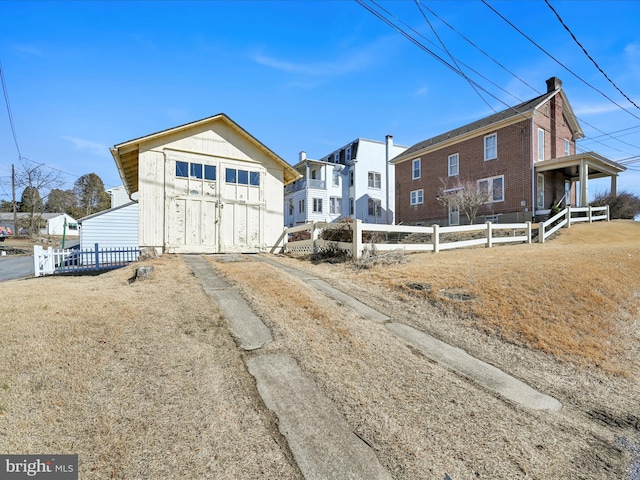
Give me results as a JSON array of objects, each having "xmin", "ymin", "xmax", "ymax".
[
  {"xmin": 16, "ymin": 162, "xmax": 63, "ymax": 235},
  {"xmin": 437, "ymin": 178, "xmax": 492, "ymax": 225}
]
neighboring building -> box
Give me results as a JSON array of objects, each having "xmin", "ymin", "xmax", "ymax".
[
  {"xmin": 284, "ymin": 137, "xmax": 407, "ymax": 227},
  {"xmin": 78, "ymin": 202, "xmax": 139, "ymax": 251},
  {"xmin": 110, "ymin": 114, "xmax": 299, "ymax": 254},
  {"xmin": 391, "ymin": 77, "xmax": 626, "ymax": 225},
  {"xmin": 45, "ymin": 213, "xmax": 79, "ymax": 236},
  {"xmin": 106, "ymin": 185, "xmax": 138, "ymax": 208},
  {"xmin": 0, "ymin": 212, "xmax": 79, "ymax": 236}
]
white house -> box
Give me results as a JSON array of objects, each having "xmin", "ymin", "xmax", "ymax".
[
  {"xmin": 45, "ymin": 213, "xmax": 79, "ymax": 236},
  {"xmin": 107, "ymin": 185, "xmax": 138, "ymax": 208},
  {"xmin": 284, "ymin": 136, "xmax": 407, "ymax": 226},
  {"xmin": 78, "ymin": 202, "xmax": 139, "ymax": 251},
  {"xmin": 110, "ymin": 114, "xmax": 299, "ymax": 254}
]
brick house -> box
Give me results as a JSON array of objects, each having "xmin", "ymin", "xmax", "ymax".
[{"xmin": 391, "ymin": 77, "xmax": 626, "ymax": 225}]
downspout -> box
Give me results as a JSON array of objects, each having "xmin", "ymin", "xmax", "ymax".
[
  {"xmin": 531, "ymin": 115, "xmax": 536, "ymax": 220},
  {"xmin": 385, "ymin": 135, "xmax": 392, "ymax": 224}
]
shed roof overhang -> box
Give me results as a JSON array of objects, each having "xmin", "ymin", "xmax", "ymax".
[
  {"xmin": 110, "ymin": 114, "xmax": 300, "ymax": 196},
  {"xmin": 535, "ymin": 152, "xmax": 626, "ymax": 179}
]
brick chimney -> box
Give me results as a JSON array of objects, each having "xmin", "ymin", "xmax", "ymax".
[{"xmin": 546, "ymin": 77, "xmax": 562, "ymax": 92}]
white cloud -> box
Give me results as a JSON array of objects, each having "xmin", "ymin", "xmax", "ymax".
[
  {"xmin": 573, "ymin": 102, "xmax": 623, "ymax": 116},
  {"xmin": 13, "ymin": 44, "xmax": 44, "ymax": 56},
  {"xmin": 414, "ymin": 85, "xmax": 429, "ymax": 97},
  {"xmin": 62, "ymin": 136, "xmax": 111, "ymax": 158},
  {"xmin": 253, "ymin": 36, "xmax": 397, "ymax": 80}
]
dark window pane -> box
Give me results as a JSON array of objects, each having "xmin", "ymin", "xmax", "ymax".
[
  {"xmin": 238, "ymin": 170, "xmax": 249, "ymax": 185},
  {"xmin": 204, "ymin": 165, "xmax": 216, "ymax": 181},
  {"xmin": 190, "ymin": 163, "xmax": 203, "ymax": 179},
  {"xmin": 176, "ymin": 161, "xmax": 188, "ymax": 178},
  {"xmin": 250, "ymin": 171, "xmax": 260, "ymax": 186},
  {"xmin": 225, "ymin": 168, "xmax": 236, "ymax": 183}
]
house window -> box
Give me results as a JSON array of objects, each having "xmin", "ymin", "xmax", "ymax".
[
  {"xmin": 410, "ymin": 189, "xmax": 423, "ymax": 206},
  {"xmin": 564, "ymin": 139, "xmax": 570, "ymax": 156},
  {"xmin": 334, "ymin": 152, "xmax": 340, "ymax": 163},
  {"xmin": 349, "ymin": 197, "xmax": 354, "ymax": 215},
  {"xmin": 538, "ymin": 128, "xmax": 545, "ymax": 161},
  {"xmin": 368, "ymin": 172, "xmax": 381, "ymax": 189},
  {"xmin": 448, "ymin": 153, "xmax": 459, "ymax": 177},
  {"xmin": 346, "ymin": 147, "xmax": 352, "ymax": 162},
  {"xmin": 484, "ymin": 133, "xmax": 497, "ymax": 161},
  {"xmin": 330, "ymin": 197, "xmax": 341, "ymax": 214},
  {"xmin": 478, "ymin": 175, "xmax": 504, "ymax": 203},
  {"xmin": 298, "ymin": 199, "xmax": 305, "ymax": 213},
  {"xmin": 349, "ymin": 170, "xmax": 354, "ymax": 187},
  {"xmin": 288, "ymin": 200, "xmax": 294, "ymax": 216},
  {"xmin": 204, "ymin": 165, "xmax": 216, "ymax": 181},
  {"xmin": 176, "ymin": 161, "xmax": 189, "ymax": 178},
  {"xmin": 449, "ymin": 204, "xmax": 460, "ymax": 226},
  {"xmin": 332, "ymin": 170, "xmax": 340, "ymax": 187},
  {"xmin": 368, "ymin": 198, "xmax": 381, "ymax": 217},
  {"xmin": 412, "ymin": 159, "xmax": 421, "ymax": 179},
  {"xmin": 313, "ymin": 198, "xmax": 323, "ymax": 213},
  {"xmin": 537, "ymin": 173, "xmax": 545, "ymax": 209}
]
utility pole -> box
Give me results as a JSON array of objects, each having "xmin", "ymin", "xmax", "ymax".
[{"xmin": 12, "ymin": 163, "xmax": 17, "ymax": 236}]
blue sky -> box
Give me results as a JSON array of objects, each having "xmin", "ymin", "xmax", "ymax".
[{"xmin": 1, "ymin": 0, "xmax": 639, "ymax": 201}]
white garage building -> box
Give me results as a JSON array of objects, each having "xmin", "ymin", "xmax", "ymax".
[{"xmin": 110, "ymin": 114, "xmax": 299, "ymax": 254}]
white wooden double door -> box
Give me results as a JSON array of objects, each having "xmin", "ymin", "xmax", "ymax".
[{"xmin": 165, "ymin": 162, "xmax": 265, "ymax": 253}]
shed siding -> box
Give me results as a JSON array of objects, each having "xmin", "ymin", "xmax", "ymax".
[{"xmin": 80, "ymin": 203, "xmax": 139, "ymax": 251}]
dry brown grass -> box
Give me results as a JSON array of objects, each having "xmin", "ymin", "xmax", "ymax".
[
  {"xmin": 208, "ymin": 221, "xmax": 640, "ymax": 478},
  {"xmin": 0, "ymin": 256, "xmax": 300, "ymax": 479},
  {"xmin": 300, "ymin": 221, "xmax": 640, "ymax": 376}
]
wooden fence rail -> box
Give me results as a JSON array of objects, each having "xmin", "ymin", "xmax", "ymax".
[{"xmin": 538, "ymin": 205, "xmax": 609, "ymax": 243}]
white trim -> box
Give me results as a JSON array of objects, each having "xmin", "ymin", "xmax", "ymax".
[
  {"xmin": 410, "ymin": 189, "xmax": 424, "ymax": 205},
  {"xmin": 484, "ymin": 133, "xmax": 497, "ymax": 161},
  {"xmin": 412, "ymin": 158, "xmax": 421, "ymax": 180},
  {"xmin": 448, "ymin": 153, "xmax": 459, "ymax": 176}
]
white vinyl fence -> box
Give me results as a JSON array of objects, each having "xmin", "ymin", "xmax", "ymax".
[
  {"xmin": 34, "ymin": 243, "xmax": 139, "ymax": 276},
  {"xmin": 273, "ymin": 220, "xmax": 532, "ymax": 259},
  {"xmin": 538, "ymin": 205, "xmax": 609, "ymax": 243}
]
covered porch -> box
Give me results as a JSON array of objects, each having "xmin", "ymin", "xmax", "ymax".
[{"xmin": 535, "ymin": 152, "xmax": 626, "ymax": 209}]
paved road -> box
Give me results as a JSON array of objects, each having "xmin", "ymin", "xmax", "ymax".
[{"xmin": 0, "ymin": 256, "xmax": 34, "ymax": 282}]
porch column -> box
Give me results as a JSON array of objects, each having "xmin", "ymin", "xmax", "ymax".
[
  {"xmin": 579, "ymin": 160, "xmax": 589, "ymax": 206},
  {"xmin": 611, "ymin": 174, "xmax": 618, "ymax": 196}
]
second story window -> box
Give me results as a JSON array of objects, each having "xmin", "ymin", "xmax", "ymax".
[
  {"xmin": 538, "ymin": 128, "xmax": 545, "ymax": 161},
  {"xmin": 564, "ymin": 139, "xmax": 570, "ymax": 156},
  {"xmin": 346, "ymin": 147, "xmax": 352, "ymax": 162},
  {"xmin": 349, "ymin": 170, "xmax": 354, "ymax": 187},
  {"xmin": 333, "ymin": 170, "xmax": 340, "ymax": 187},
  {"xmin": 448, "ymin": 153, "xmax": 459, "ymax": 177},
  {"xmin": 412, "ymin": 159, "xmax": 421, "ymax": 180},
  {"xmin": 484, "ymin": 133, "xmax": 497, "ymax": 161},
  {"xmin": 368, "ymin": 172, "xmax": 381, "ymax": 189}
]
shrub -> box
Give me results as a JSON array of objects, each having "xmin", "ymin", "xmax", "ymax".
[{"xmin": 590, "ymin": 191, "xmax": 640, "ymax": 219}]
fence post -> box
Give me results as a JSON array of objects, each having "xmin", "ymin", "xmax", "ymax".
[
  {"xmin": 432, "ymin": 224, "xmax": 440, "ymax": 253},
  {"xmin": 311, "ymin": 222, "xmax": 318, "ymax": 254},
  {"xmin": 606, "ymin": 204, "xmax": 610, "ymax": 222},
  {"xmin": 588, "ymin": 205, "xmax": 593, "ymax": 223},
  {"xmin": 352, "ymin": 220, "xmax": 362, "ymax": 259},
  {"xmin": 526, "ymin": 221, "xmax": 532, "ymax": 244},
  {"xmin": 567, "ymin": 205, "xmax": 572, "ymax": 229},
  {"xmin": 486, "ymin": 222, "xmax": 493, "ymax": 248},
  {"xmin": 539, "ymin": 222, "xmax": 545, "ymax": 244},
  {"xmin": 95, "ymin": 243, "xmax": 100, "ymax": 269},
  {"xmin": 33, "ymin": 245, "xmax": 41, "ymax": 277}
]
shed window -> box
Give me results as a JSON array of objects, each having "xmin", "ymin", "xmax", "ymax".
[
  {"xmin": 204, "ymin": 165, "xmax": 216, "ymax": 181},
  {"xmin": 250, "ymin": 172, "xmax": 260, "ymax": 186},
  {"xmin": 238, "ymin": 169, "xmax": 249, "ymax": 185},
  {"xmin": 225, "ymin": 168, "xmax": 237, "ymax": 183},
  {"xmin": 176, "ymin": 161, "xmax": 189, "ymax": 178},
  {"xmin": 190, "ymin": 163, "xmax": 203, "ymax": 179}
]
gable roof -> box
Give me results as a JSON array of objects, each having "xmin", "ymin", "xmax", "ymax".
[
  {"xmin": 391, "ymin": 84, "xmax": 583, "ymax": 164},
  {"xmin": 110, "ymin": 113, "xmax": 299, "ymax": 194}
]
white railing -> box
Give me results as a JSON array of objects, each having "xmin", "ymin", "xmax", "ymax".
[
  {"xmin": 538, "ymin": 205, "xmax": 609, "ymax": 243},
  {"xmin": 34, "ymin": 244, "xmax": 140, "ymax": 276},
  {"xmin": 273, "ymin": 220, "xmax": 532, "ymax": 259}
]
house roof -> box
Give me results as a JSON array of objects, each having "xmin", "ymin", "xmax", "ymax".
[
  {"xmin": 535, "ymin": 151, "xmax": 626, "ymax": 177},
  {"xmin": 78, "ymin": 201, "xmax": 137, "ymax": 223},
  {"xmin": 110, "ymin": 113, "xmax": 300, "ymax": 194},
  {"xmin": 391, "ymin": 82, "xmax": 583, "ymax": 164}
]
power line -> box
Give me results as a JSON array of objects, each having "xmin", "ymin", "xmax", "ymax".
[
  {"xmin": 0, "ymin": 61, "xmax": 22, "ymax": 159},
  {"xmin": 481, "ymin": 0, "xmax": 640, "ymax": 122},
  {"xmin": 544, "ymin": 0, "xmax": 640, "ymax": 113},
  {"xmin": 414, "ymin": 0, "xmax": 497, "ymax": 113}
]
